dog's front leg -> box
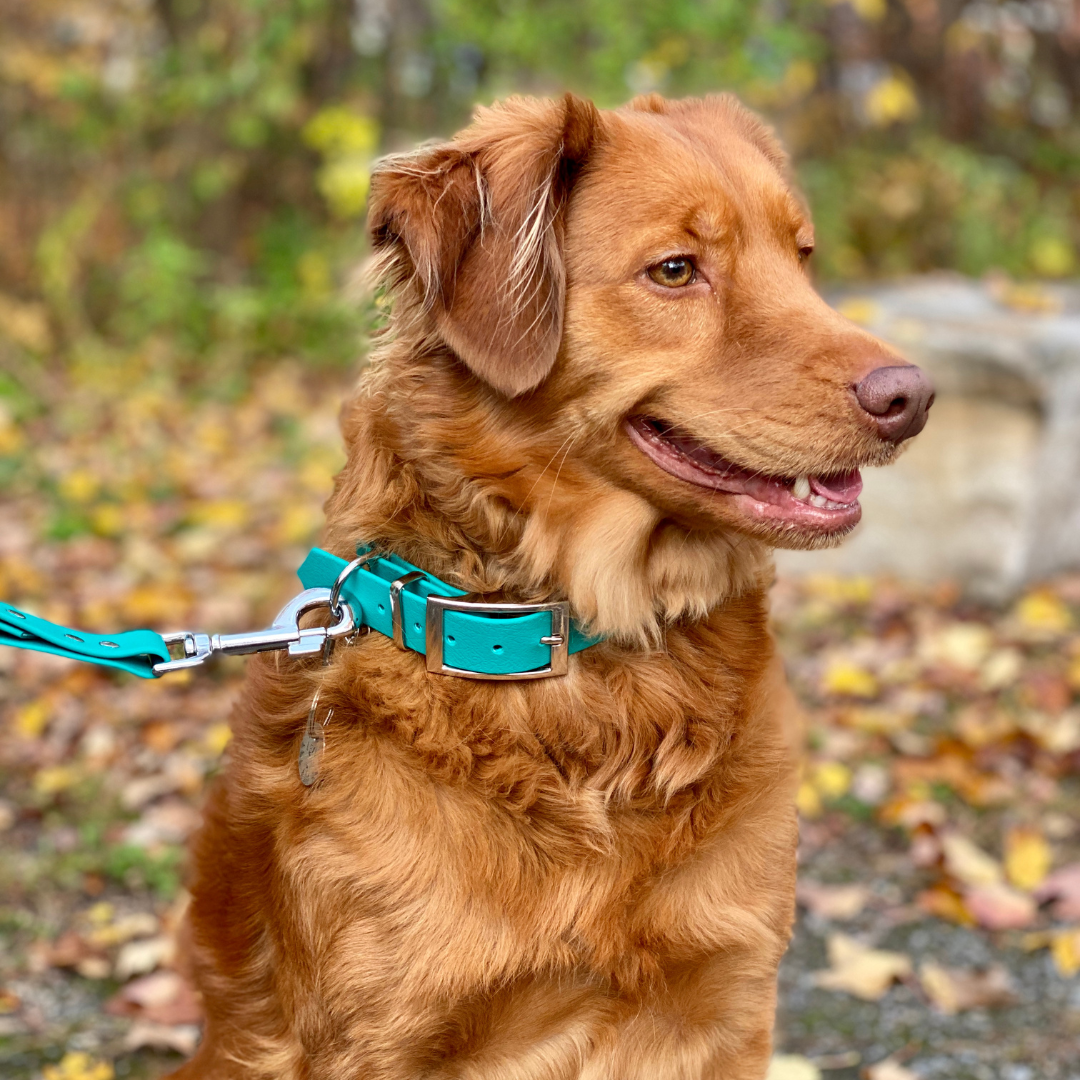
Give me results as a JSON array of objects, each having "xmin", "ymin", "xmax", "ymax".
[{"xmin": 578, "ymin": 949, "xmax": 781, "ymax": 1080}]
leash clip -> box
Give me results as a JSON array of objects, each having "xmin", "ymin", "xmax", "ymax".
[{"xmin": 153, "ymin": 588, "xmax": 355, "ymax": 675}]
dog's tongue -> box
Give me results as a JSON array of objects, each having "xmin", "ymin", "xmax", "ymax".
[{"xmin": 809, "ymin": 470, "xmax": 863, "ymax": 503}]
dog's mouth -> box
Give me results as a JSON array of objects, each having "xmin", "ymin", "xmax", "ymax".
[{"xmin": 625, "ymin": 416, "xmax": 862, "ymax": 534}]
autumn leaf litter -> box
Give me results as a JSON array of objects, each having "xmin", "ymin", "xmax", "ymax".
[{"xmin": 1, "ymin": 364, "xmax": 1079, "ymax": 1077}]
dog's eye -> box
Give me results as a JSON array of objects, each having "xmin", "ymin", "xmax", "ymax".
[
  {"xmin": 647, "ymin": 258, "xmax": 696, "ymax": 288},
  {"xmin": 798, "ymin": 245, "xmax": 814, "ymax": 264}
]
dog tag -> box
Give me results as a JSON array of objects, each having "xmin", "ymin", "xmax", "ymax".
[{"xmin": 298, "ymin": 691, "xmax": 331, "ymax": 787}]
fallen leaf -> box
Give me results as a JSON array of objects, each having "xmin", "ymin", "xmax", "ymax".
[
  {"xmin": 864, "ymin": 1059, "xmax": 918, "ymax": 1080},
  {"xmin": 1004, "ymin": 826, "xmax": 1052, "ymax": 892},
  {"xmin": 918, "ymin": 622, "xmax": 991, "ymax": 671},
  {"xmin": 33, "ymin": 764, "xmax": 81, "ymax": 796},
  {"xmin": 812, "ymin": 761, "xmax": 852, "ymax": 801},
  {"xmin": 114, "ymin": 935, "xmax": 174, "ymax": 980},
  {"xmin": 123, "ymin": 1020, "xmax": 200, "ymax": 1056},
  {"xmin": 964, "ymin": 882, "xmax": 1037, "ymax": 930},
  {"xmin": 941, "ymin": 834, "xmax": 1002, "ymax": 887},
  {"xmin": 814, "ymin": 934, "xmax": 912, "ymax": 1001},
  {"xmin": 919, "ymin": 960, "xmax": 1016, "ymax": 1014},
  {"xmin": 797, "ymin": 881, "xmax": 871, "ymax": 921},
  {"xmin": 823, "ymin": 660, "xmax": 879, "ymax": 699},
  {"xmin": 13, "ymin": 699, "xmax": 49, "ymax": 739},
  {"xmin": 767, "ymin": 1054, "xmax": 822, "ymax": 1080},
  {"xmin": 105, "ymin": 969, "xmax": 203, "ymax": 1025},
  {"xmin": 1015, "ymin": 590, "xmax": 1072, "ymax": 635},
  {"xmin": 916, "ymin": 885, "xmax": 975, "ymax": 926},
  {"xmin": 34, "ymin": 931, "xmax": 108, "ymax": 975},
  {"xmin": 42, "ymin": 1052, "xmax": 114, "ymax": 1080},
  {"xmin": 87, "ymin": 911, "xmax": 159, "ymax": 948},
  {"xmin": 1050, "ymin": 928, "xmax": 1080, "ymax": 977},
  {"xmin": 979, "ymin": 648, "xmax": 1022, "ymax": 691},
  {"xmin": 1034, "ymin": 863, "xmax": 1080, "ymax": 921}
]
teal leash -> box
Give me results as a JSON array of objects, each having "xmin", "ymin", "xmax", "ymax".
[{"xmin": 0, "ymin": 546, "xmax": 599, "ymax": 681}]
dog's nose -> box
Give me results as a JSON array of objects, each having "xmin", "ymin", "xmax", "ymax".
[{"xmin": 854, "ymin": 364, "xmax": 935, "ymax": 442}]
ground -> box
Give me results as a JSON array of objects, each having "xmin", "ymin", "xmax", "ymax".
[{"xmin": 1, "ymin": 360, "xmax": 1078, "ymax": 1080}]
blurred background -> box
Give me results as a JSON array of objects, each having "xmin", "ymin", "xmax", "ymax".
[{"xmin": 2, "ymin": 2, "xmax": 1080, "ymax": 1079}]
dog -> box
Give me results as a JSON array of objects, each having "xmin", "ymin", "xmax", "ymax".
[{"xmin": 169, "ymin": 92, "xmax": 932, "ymax": 1079}]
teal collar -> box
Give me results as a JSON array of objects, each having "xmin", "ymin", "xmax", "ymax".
[
  {"xmin": 298, "ymin": 546, "xmax": 599, "ymax": 680},
  {"xmin": 0, "ymin": 545, "xmax": 599, "ymax": 681}
]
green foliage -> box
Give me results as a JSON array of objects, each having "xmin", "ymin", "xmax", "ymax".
[{"xmin": 1, "ymin": 0, "xmax": 1078, "ymax": 401}]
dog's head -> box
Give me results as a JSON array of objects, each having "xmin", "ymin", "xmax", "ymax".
[{"xmin": 361, "ymin": 93, "xmax": 932, "ymax": 640}]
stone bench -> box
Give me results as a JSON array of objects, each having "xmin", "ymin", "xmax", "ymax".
[{"xmin": 775, "ymin": 274, "xmax": 1080, "ymax": 597}]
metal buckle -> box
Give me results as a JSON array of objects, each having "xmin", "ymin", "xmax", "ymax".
[{"xmin": 424, "ymin": 596, "xmax": 569, "ymax": 680}]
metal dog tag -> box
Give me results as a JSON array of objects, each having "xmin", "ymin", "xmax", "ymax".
[{"xmin": 298, "ymin": 691, "xmax": 331, "ymax": 787}]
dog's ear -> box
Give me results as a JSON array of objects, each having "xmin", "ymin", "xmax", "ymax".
[{"xmin": 368, "ymin": 93, "xmax": 599, "ymax": 396}]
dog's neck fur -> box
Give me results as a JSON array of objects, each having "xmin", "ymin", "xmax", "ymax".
[{"xmin": 322, "ymin": 337, "xmax": 773, "ymax": 648}]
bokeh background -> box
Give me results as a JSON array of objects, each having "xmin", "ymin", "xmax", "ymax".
[{"xmin": 2, "ymin": 2, "xmax": 1080, "ymax": 1079}]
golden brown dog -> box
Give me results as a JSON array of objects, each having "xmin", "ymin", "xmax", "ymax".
[{"xmin": 170, "ymin": 92, "xmax": 932, "ymax": 1079}]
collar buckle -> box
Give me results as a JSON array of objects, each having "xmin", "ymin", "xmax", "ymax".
[{"xmin": 424, "ymin": 595, "xmax": 570, "ymax": 680}]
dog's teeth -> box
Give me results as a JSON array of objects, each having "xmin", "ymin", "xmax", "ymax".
[
  {"xmin": 792, "ymin": 475, "xmax": 811, "ymax": 500},
  {"xmin": 809, "ymin": 494, "xmax": 828, "ymax": 509}
]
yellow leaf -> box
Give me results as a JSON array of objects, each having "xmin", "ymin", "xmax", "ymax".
[
  {"xmin": 813, "ymin": 761, "xmax": 852, "ymax": 801},
  {"xmin": 822, "ymin": 660, "xmax": 878, "ymax": 699},
  {"xmin": 1030, "ymin": 236, "xmax": 1076, "ymax": 278},
  {"xmin": 865, "ymin": 72, "xmax": 919, "ymax": 126},
  {"xmin": 1005, "ymin": 826, "xmax": 1052, "ymax": 892},
  {"xmin": 86, "ymin": 901, "xmax": 115, "ymax": 927},
  {"xmin": 14, "ymin": 699, "xmax": 50, "ymax": 739},
  {"xmin": 190, "ymin": 499, "xmax": 249, "ymax": 531},
  {"xmin": 59, "ymin": 469, "xmax": 100, "ymax": 504},
  {"xmin": 91, "ymin": 504, "xmax": 126, "ymax": 537},
  {"xmin": 33, "ymin": 765, "xmax": 80, "ymax": 796},
  {"xmin": 302, "ymin": 107, "xmax": 379, "ymax": 157},
  {"xmin": 1051, "ymin": 928, "xmax": 1080, "ymax": 978},
  {"xmin": 1015, "ymin": 590, "xmax": 1072, "ymax": 634},
  {"xmin": 43, "ymin": 1052, "xmax": 114, "ymax": 1080},
  {"xmin": 317, "ymin": 158, "xmax": 372, "ymax": 219},
  {"xmin": 203, "ymin": 722, "xmax": 233, "ymax": 756}
]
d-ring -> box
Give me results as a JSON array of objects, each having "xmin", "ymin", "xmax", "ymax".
[
  {"xmin": 329, "ymin": 552, "xmax": 379, "ymax": 618},
  {"xmin": 323, "ymin": 552, "xmax": 378, "ymax": 665}
]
